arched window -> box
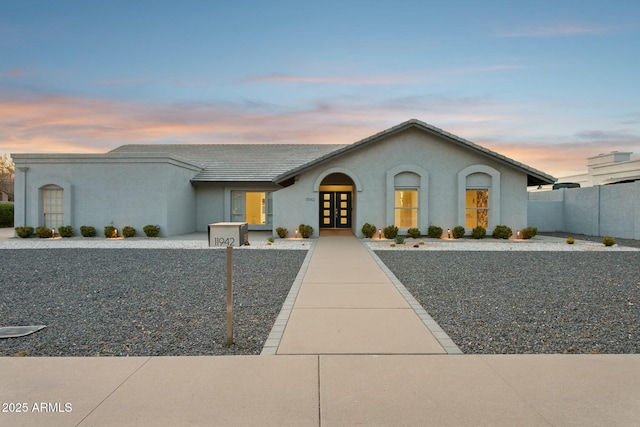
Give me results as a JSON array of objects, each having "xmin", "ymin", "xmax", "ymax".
[
  {"xmin": 41, "ymin": 184, "xmax": 64, "ymax": 229},
  {"xmin": 457, "ymin": 165, "xmax": 500, "ymax": 231}
]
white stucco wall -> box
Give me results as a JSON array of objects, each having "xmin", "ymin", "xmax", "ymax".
[
  {"xmin": 12, "ymin": 154, "xmax": 200, "ymax": 236},
  {"xmin": 527, "ymin": 182, "xmax": 640, "ymax": 239},
  {"xmin": 274, "ymin": 128, "xmax": 530, "ymax": 237}
]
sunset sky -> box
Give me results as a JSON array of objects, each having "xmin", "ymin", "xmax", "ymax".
[{"xmin": 1, "ymin": 0, "xmax": 639, "ymax": 177}]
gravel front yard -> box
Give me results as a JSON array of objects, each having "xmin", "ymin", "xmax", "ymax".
[
  {"xmin": 0, "ymin": 249, "xmax": 306, "ymax": 357},
  {"xmin": 375, "ymin": 251, "xmax": 640, "ymax": 354}
]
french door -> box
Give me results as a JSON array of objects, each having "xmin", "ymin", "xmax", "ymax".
[{"xmin": 319, "ymin": 191, "xmax": 352, "ymax": 228}]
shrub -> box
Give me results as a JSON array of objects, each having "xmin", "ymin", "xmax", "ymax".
[
  {"xmin": 452, "ymin": 225, "xmax": 466, "ymax": 239},
  {"xmin": 275, "ymin": 227, "xmax": 288, "ymax": 238},
  {"xmin": 80, "ymin": 225, "xmax": 96, "ymax": 237},
  {"xmin": 104, "ymin": 225, "xmax": 117, "ymax": 238},
  {"xmin": 143, "ymin": 224, "xmax": 160, "ymax": 237},
  {"xmin": 0, "ymin": 203, "xmax": 14, "ymax": 227},
  {"xmin": 427, "ymin": 225, "xmax": 443, "ymax": 239},
  {"xmin": 472, "ymin": 226, "xmax": 486, "ymax": 239},
  {"xmin": 395, "ymin": 235, "xmax": 405, "ymax": 244},
  {"xmin": 521, "ymin": 226, "xmax": 538, "ymax": 240},
  {"xmin": 58, "ymin": 225, "xmax": 74, "ymax": 237},
  {"xmin": 566, "ymin": 237, "xmax": 575, "ymax": 244},
  {"xmin": 122, "ymin": 226, "xmax": 136, "ymax": 238},
  {"xmin": 407, "ymin": 227, "xmax": 421, "ymax": 238},
  {"xmin": 14, "ymin": 226, "xmax": 33, "ymax": 238},
  {"xmin": 267, "ymin": 236, "xmax": 275, "ymax": 243},
  {"xmin": 298, "ymin": 224, "xmax": 313, "ymax": 238},
  {"xmin": 492, "ymin": 225, "xmax": 513, "ymax": 239},
  {"xmin": 361, "ymin": 222, "xmax": 377, "ymax": 238},
  {"xmin": 36, "ymin": 226, "xmax": 52, "ymax": 238},
  {"xmin": 603, "ymin": 236, "xmax": 616, "ymax": 247},
  {"xmin": 383, "ymin": 225, "xmax": 398, "ymax": 239},
  {"xmin": 390, "ymin": 242, "xmax": 396, "ymax": 247}
]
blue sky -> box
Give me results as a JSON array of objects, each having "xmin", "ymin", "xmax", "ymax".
[{"xmin": 1, "ymin": 0, "xmax": 639, "ymax": 176}]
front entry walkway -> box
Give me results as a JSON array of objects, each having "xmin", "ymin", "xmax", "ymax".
[{"xmin": 272, "ymin": 233, "xmax": 455, "ymax": 355}]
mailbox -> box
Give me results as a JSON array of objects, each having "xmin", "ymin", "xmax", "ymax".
[{"xmin": 208, "ymin": 222, "xmax": 248, "ymax": 247}]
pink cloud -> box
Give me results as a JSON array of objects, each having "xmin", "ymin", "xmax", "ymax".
[
  {"xmin": 0, "ymin": 68, "xmax": 29, "ymax": 78},
  {"xmin": 242, "ymin": 74, "xmax": 412, "ymax": 85},
  {"xmin": 499, "ymin": 24, "xmax": 609, "ymax": 38},
  {"xmin": 2, "ymin": 93, "xmax": 636, "ymax": 179}
]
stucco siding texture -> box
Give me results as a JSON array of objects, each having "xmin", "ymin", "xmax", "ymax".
[{"xmin": 274, "ymin": 128, "xmax": 530, "ymax": 237}]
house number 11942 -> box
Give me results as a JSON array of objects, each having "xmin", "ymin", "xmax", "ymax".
[{"xmin": 212, "ymin": 237, "xmax": 235, "ymax": 246}]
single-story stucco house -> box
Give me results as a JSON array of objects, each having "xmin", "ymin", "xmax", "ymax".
[{"xmin": 11, "ymin": 119, "xmax": 556, "ymax": 238}]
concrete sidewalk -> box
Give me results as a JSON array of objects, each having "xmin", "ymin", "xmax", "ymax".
[
  {"xmin": 1, "ymin": 231, "xmax": 640, "ymax": 426},
  {"xmin": 2, "ymin": 354, "xmax": 639, "ymax": 426}
]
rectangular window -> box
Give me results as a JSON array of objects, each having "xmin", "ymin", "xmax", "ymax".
[
  {"xmin": 465, "ymin": 189, "xmax": 489, "ymax": 228},
  {"xmin": 43, "ymin": 187, "xmax": 64, "ymax": 229},
  {"xmin": 394, "ymin": 189, "xmax": 418, "ymax": 228},
  {"xmin": 231, "ymin": 191, "xmax": 272, "ymax": 225}
]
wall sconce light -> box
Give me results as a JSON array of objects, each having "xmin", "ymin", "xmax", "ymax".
[
  {"xmin": 51, "ymin": 228, "xmax": 55, "ymax": 238},
  {"xmin": 447, "ymin": 228, "xmax": 451, "ymax": 239},
  {"xmin": 295, "ymin": 229, "xmax": 298, "ymax": 238},
  {"xmin": 378, "ymin": 228, "xmax": 382, "ymax": 239},
  {"xmin": 516, "ymin": 230, "xmax": 521, "ymax": 239},
  {"xmin": 112, "ymin": 228, "xmax": 118, "ymax": 238}
]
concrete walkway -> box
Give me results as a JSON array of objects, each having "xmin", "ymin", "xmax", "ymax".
[
  {"xmin": 1, "ymin": 231, "xmax": 640, "ymax": 426},
  {"xmin": 272, "ymin": 231, "xmax": 456, "ymax": 355}
]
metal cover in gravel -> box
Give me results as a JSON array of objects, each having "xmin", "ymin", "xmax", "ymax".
[{"xmin": 0, "ymin": 325, "xmax": 46, "ymax": 339}]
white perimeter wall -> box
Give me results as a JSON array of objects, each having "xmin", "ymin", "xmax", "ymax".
[{"xmin": 528, "ymin": 181, "xmax": 640, "ymax": 239}]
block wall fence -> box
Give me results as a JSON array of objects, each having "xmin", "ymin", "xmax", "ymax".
[{"xmin": 528, "ymin": 181, "xmax": 640, "ymax": 240}]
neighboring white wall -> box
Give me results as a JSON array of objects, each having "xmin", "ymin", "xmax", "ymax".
[
  {"xmin": 274, "ymin": 127, "xmax": 531, "ymax": 237},
  {"xmin": 528, "ymin": 182, "xmax": 640, "ymax": 239}
]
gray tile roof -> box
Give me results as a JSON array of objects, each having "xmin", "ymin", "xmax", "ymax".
[
  {"xmin": 110, "ymin": 144, "xmax": 347, "ymax": 182},
  {"xmin": 110, "ymin": 119, "xmax": 556, "ymax": 186}
]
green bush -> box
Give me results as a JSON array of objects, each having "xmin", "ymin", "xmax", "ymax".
[
  {"xmin": 143, "ymin": 224, "xmax": 160, "ymax": 237},
  {"xmin": 521, "ymin": 226, "xmax": 538, "ymax": 240},
  {"xmin": 104, "ymin": 225, "xmax": 117, "ymax": 238},
  {"xmin": 122, "ymin": 226, "xmax": 136, "ymax": 238},
  {"xmin": 395, "ymin": 235, "xmax": 405, "ymax": 244},
  {"xmin": 58, "ymin": 225, "xmax": 74, "ymax": 237},
  {"xmin": 36, "ymin": 226, "xmax": 53, "ymax": 238},
  {"xmin": 383, "ymin": 225, "xmax": 398, "ymax": 239},
  {"xmin": 407, "ymin": 227, "xmax": 421, "ymax": 238},
  {"xmin": 603, "ymin": 236, "xmax": 616, "ymax": 247},
  {"xmin": 80, "ymin": 225, "xmax": 96, "ymax": 237},
  {"xmin": 14, "ymin": 226, "xmax": 33, "ymax": 238},
  {"xmin": 298, "ymin": 224, "xmax": 313, "ymax": 238},
  {"xmin": 427, "ymin": 225, "xmax": 443, "ymax": 239},
  {"xmin": 0, "ymin": 203, "xmax": 14, "ymax": 227},
  {"xmin": 452, "ymin": 226, "xmax": 466, "ymax": 239},
  {"xmin": 566, "ymin": 237, "xmax": 575, "ymax": 244},
  {"xmin": 267, "ymin": 236, "xmax": 275, "ymax": 243},
  {"xmin": 492, "ymin": 225, "xmax": 513, "ymax": 239},
  {"xmin": 361, "ymin": 222, "xmax": 377, "ymax": 238},
  {"xmin": 472, "ymin": 226, "xmax": 486, "ymax": 239},
  {"xmin": 275, "ymin": 227, "xmax": 288, "ymax": 238}
]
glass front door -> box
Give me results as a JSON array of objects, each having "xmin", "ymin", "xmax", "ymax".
[{"xmin": 319, "ymin": 191, "xmax": 352, "ymax": 228}]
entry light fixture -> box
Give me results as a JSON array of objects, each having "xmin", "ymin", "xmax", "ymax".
[
  {"xmin": 516, "ymin": 230, "xmax": 521, "ymax": 239},
  {"xmin": 447, "ymin": 228, "xmax": 451, "ymax": 239},
  {"xmin": 295, "ymin": 229, "xmax": 298, "ymax": 238},
  {"xmin": 378, "ymin": 229, "xmax": 382, "ymax": 239},
  {"xmin": 51, "ymin": 228, "xmax": 55, "ymax": 238}
]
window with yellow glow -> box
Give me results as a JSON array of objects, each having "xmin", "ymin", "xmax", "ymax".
[
  {"xmin": 231, "ymin": 191, "xmax": 272, "ymax": 225},
  {"xmin": 465, "ymin": 189, "xmax": 488, "ymax": 228},
  {"xmin": 394, "ymin": 189, "xmax": 418, "ymax": 228}
]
